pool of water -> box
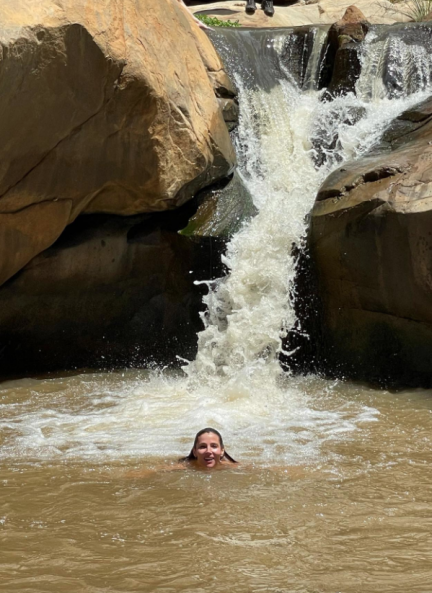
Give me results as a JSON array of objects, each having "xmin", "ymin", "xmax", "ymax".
[{"xmin": 1, "ymin": 371, "xmax": 432, "ymax": 592}]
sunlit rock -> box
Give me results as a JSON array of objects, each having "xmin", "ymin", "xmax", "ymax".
[
  {"xmin": 189, "ymin": 0, "xmax": 410, "ymax": 27},
  {"xmin": 0, "ymin": 0, "xmax": 235, "ymax": 287}
]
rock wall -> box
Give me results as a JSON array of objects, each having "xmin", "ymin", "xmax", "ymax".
[
  {"xmin": 308, "ymin": 97, "xmax": 432, "ymax": 387},
  {"xmin": 0, "ymin": 0, "xmax": 235, "ymax": 288},
  {"xmin": 0, "ymin": 207, "xmax": 226, "ymax": 377},
  {"xmin": 0, "ymin": 0, "xmax": 239, "ymax": 377}
]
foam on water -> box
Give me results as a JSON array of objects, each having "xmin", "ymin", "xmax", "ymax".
[
  {"xmin": 2, "ymin": 25, "xmax": 432, "ymax": 465},
  {"xmin": 0, "ymin": 370, "xmax": 379, "ymax": 464}
]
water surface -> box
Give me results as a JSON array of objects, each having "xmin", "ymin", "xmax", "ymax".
[{"xmin": 1, "ymin": 372, "xmax": 432, "ymax": 592}]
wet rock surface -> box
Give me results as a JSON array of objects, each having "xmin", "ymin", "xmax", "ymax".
[
  {"xmin": 280, "ymin": 26, "xmax": 327, "ymax": 88},
  {"xmin": 306, "ymin": 96, "xmax": 432, "ymax": 387},
  {"xmin": 180, "ymin": 172, "xmax": 257, "ymax": 239},
  {"xmin": 320, "ymin": 7, "xmax": 369, "ymax": 97},
  {"xmin": 0, "ymin": 207, "xmax": 226, "ymax": 378}
]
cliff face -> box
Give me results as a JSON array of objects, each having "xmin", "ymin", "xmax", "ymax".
[
  {"xmin": 308, "ymin": 97, "xmax": 432, "ymax": 387},
  {"xmin": 0, "ymin": 0, "xmax": 235, "ymax": 287},
  {"xmin": 0, "ymin": 0, "xmax": 238, "ymax": 377}
]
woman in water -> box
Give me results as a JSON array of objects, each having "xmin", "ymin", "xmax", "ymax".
[
  {"xmin": 180, "ymin": 427, "xmax": 237, "ymax": 469},
  {"xmin": 126, "ymin": 428, "xmax": 306, "ymax": 478},
  {"xmin": 124, "ymin": 428, "xmax": 237, "ymax": 478}
]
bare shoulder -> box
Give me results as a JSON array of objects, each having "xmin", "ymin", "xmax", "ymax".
[{"xmin": 221, "ymin": 459, "xmax": 239, "ymax": 467}]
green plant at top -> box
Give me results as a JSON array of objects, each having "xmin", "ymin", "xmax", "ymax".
[
  {"xmin": 196, "ymin": 13, "xmax": 241, "ymax": 27},
  {"xmin": 389, "ymin": 0, "xmax": 432, "ymax": 21}
]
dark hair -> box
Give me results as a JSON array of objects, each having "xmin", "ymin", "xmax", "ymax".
[{"xmin": 179, "ymin": 427, "xmax": 237, "ymax": 463}]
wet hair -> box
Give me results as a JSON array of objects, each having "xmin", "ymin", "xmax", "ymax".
[{"xmin": 179, "ymin": 427, "xmax": 237, "ymax": 464}]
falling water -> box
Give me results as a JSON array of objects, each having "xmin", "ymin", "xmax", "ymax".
[
  {"xmin": 190, "ymin": 24, "xmax": 432, "ymax": 382},
  {"xmin": 303, "ymin": 27, "xmax": 329, "ymax": 92},
  {"xmin": 2, "ymin": 24, "xmax": 432, "ymax": 465}
]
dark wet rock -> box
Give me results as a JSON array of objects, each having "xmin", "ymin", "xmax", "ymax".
[
  {"xmin": 320, "ymin": 6, "xmax": 369, "ymax": 97},
  {"xmin": 399, "ymin": 100, "xmax": 432, "ymax": 122},
  {"xmin": 280, "ymin": 26, "xmax": 325, "ymax": 88},
  {"xmin": 325, "ymin": 41, "xmax": 362, "ymax": 96},
  {"xmin": 218, "ymin": 98, "xmax": 240, "ymax": 131},
  {"xmin": 180, "ymin": 172, "xmax": 257, "ymax": 239},
  {"xmin": 0, "ymin": 207, "xmax": 227, "ymax": 378},
  {"xmin": 371, "ymin": 96, "xmax": 432, "ymax": 152},
  {"xmin": 303, "ymin": 99, "xmax": 432, "ymax": 388}
]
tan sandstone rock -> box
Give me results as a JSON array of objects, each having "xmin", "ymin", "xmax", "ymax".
[
  {"xmin": 331, "ymin": 5, "xmax": 369, "ymax": 42},
  {"xmin": 0, "ymin": 0, "xmax": 236, "ymax": 286},
  {"xmin": 190, "ymin": 0, "xmax": 410, "ymax": 27}
]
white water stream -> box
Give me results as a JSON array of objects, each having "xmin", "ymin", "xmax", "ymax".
[{"xmin": 2, "ymin": 25, "xmax": 432, "ymax": 466}]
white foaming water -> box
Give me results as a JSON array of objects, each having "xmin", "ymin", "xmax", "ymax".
[
  {"xmin": 2, "ymin": 26, "xmax": 432, "ymax": 465},
  {"xmin": 188, "ymin": 26, "xmax": 432, "ymax": 382},
  {"xmin": 357, "ymin": 28, "xmax": 432, "ymax": 101}
]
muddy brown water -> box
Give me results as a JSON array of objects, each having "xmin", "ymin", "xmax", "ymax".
[{"xmin": 1, "ymin": 371, "xmax": 432, "ymax": 592}]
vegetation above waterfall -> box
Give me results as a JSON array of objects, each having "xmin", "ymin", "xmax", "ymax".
[
  {"xmin": 390, "ymin": 0, "xmax": 432, "ymax": 21},
  {"xmin": 196, "ymin": 13, "xmax": 241, "ymax": 27}
]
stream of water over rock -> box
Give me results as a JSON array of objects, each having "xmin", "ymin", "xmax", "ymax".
[{"xmin": 2, "ymin": 24, "xmax": 432, "ymax": 592}]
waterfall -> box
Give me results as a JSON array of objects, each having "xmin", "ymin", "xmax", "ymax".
[
  {"xmin": 187, "ymin": 24, "xmax": 432, "ymax": 386},
  {"xmin": 357, "ymin": 24, "xmax": 432, "ymax": 101},
  {"xmin": 302, "ymin": 27, "xmax": 329, "ymax": 92},
  {"xmin": 187, "ymin": 29, "xmax": 325, "ymax": 384}
]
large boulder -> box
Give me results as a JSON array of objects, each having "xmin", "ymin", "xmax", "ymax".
[
  {"xmin": 0, "ymin": 0, "xmax": 235, "ymax": 287},
  {"xmin": 322, "ymin": 6, "xmax": 370, "ymax": 96},
  {"xmin": 308, "ymin": 97, "xmax": 432, "ymax": 387},
  {"xmin": 329, "ymin": 5, "xmax": 369, "ymax": 40}
]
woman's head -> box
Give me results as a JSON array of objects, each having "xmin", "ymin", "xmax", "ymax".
[
  {"xmin": 193, "ymin": 428, "xmax": 225, "ymax": 469},
  {"xmin": 181, "ymin": 427, "xmax": 237, "ymax": 468}
]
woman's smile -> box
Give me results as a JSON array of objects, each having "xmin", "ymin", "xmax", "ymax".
[
  {"xmin": 193, "ymin": 433, "xmax": 225, "ymax": 469},
  {"xmin": 180, "ymin": 427, "xmax": 237, "ymax": 469}
]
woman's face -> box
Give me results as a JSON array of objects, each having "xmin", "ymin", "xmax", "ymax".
[{"xmin": 193, "ymin": 432, "xmax": 224, "ymax": 469}]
